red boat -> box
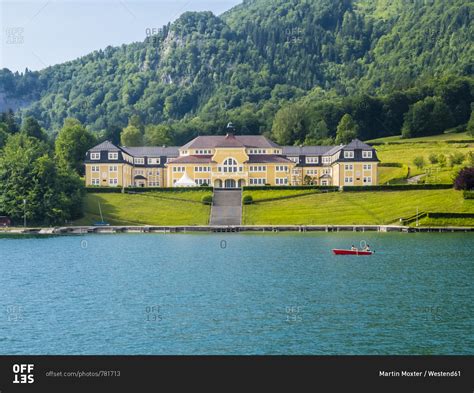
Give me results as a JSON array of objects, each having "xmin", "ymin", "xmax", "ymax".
[{"xmin": 332, "ymin": 249, "xmax": 373, "ymax": 256}]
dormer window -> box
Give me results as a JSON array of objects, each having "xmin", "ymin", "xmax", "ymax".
[
  {"xmin": 344, "ymin": 151, "xmax": 354, "ymax": 159},
  {"xmin": 108, "ymin": 152, "xmax": 118, "ymax": 160},
  {"xmin": 134, "ymin": 158, "xmax": 145, "ymax": 165},
  {"xmin": 288, "ymin": 157, "xmax": 299, "ymax": 163},
  {"xmin": 91, "ymin": 152, "xmax": 100, "ymax": 160},
  {"xmin": 322, "ymin": 157, "xmax": 331, "ymax": 164},
  {"xmin": 362, "ymin": 151, "xmax": 373, "ymax": 158},
  {"xmin": 306, "ymin": 157, "xmax": 318, "ymax": 164},
  {"xmin": 148, "ymin": 157, "xmax": 160, "ymax": 165}
]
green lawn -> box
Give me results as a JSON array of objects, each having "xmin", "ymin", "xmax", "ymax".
[
  {"xmin": 367, "ymin": 132, "xmax": 473, "ymax": 144},
  {"xmin": 374, "ymin": 141, "xmax": 473, "ymax": 183},
  {"xmin": 243, "ymin": 189, "xmax": 473, "ymax": 226},
  {"xmin": 73, "ymin": 191, "xmax": 212, "ymax": 226}
]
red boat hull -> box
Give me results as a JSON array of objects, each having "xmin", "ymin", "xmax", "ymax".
[{"xmin": 332, "ymin": 249, "xmax": 373, "ymax": 256}]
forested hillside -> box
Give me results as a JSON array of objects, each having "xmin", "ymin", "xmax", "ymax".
[{"xmin": 0, "ymin": 0, "xmax": 472, "ymax": 145}]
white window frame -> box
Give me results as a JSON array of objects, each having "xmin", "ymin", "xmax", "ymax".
[
  {"xmin": 109, "ymin": 178, "xmax": 118, "ymax": 186},
  {"xmin": 222, "ymin": 158, "xmax": 239, "ymax": 173},
  {"xmin": 322, "ymin": 156, "xmax": 331, "ymax": 164},
  {"xmin": 362, "ymin": 151, "xmax": 373, "ymax": 159},
  {"xmin": 134, "ymin": 158, "xmax": 145, "ymax": 165},
  {"xmin": 108, "ymin": 152, "xmax": 118, "ymax": 160},
  {"xmin": 148, "ymin": 157, "xmax": 160, "ymax": 165},
  {"xmin": 288, "ymin": 157, "xmax": 299, "ymax": 163},
  {"xmin": 109, "ymin": 165, "xmax": 118, "ymax": 172},
  {"xmin": 91, "ymin": 179, "xmax": 100, "ymax": 186},
  {"xmin": 276, "ymin": 166, "xmax": 288, "ymax": 172},
  {"xmin": 276, "ymin": 178, "xmax": 288, "ymax": 185},
  {"xmin": 363, "ymin": 176, "xmax": 372, "ymax": 184},
  {"xmin": 91, "ymin": 152, "xmax": 100, "ymax": 160},
  {"xmin": 91, "ymin": 166, "xmax": 100, "ymax": 172},
  {"xmin": 344, "ymin": 151, "xmax": 354, "ymax": 159},
  {"xmin": 344, "ymin": 177, "xmax": 354, "ymax": 185},
  {"xmin": 306, "ymin": 157, "xmax": 318, "ymax": 164}
]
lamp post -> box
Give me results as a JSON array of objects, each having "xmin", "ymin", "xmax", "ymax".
[{"xmin": 23, "ymin": 199, "xmax": 26, "ymax": 228}]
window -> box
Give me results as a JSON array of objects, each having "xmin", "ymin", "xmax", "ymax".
[
  {"xmin": 363, "ymin": 164, "xmax": 372, "ymax": 171},
  {"xmin": 173, "ymin": 167, "xmax": 185, "ymax": 173},
  {"xmin": 194, "ymin": 166, "xmax": 210, "ymax": 172},
  {"xmin": 108, "ymin": 152, "xmax": 118, "ymax": 160},
  {"xmin": 91, "ymin": 152, "xmax": 100, "ymax": 160},
  {"xmin": 276, "ymin": 178, "xmax": 288, "ymax": 185},
  {"xmin": 134, "ymin": 169, "xmax": 144, "ymax": 175},
  {"xmin": 323, "ymin": 168, "xmax": 331, "ymax": 175},
  {"xmin": 288, "ymin": 157, "xmax": 299, "ymax": 163},
  {"xmin": 250, "ymin": 166, "xmax": 266, "ymax": 172},
  {"xmin": 276, "ymin": 166, "xmax": 288, "ymax": 172},
  {"xmin": 363, "ymin": 177, "xmax": 372, "ymax": 184},
  {"xmin": 109, "ymin": 178, "xmax": 118, "ymax": 186},
  {"xmin": 306, "ymin": 169, "xmax": 317, "ymax": 175},
  {"xmin": 223, "ymin": 158, "xmax": 239, "ymax": 173},
  {"xmin": 306, "ymin": 157, "xmax": 318, "ymax": 164},
  {"xmin": 195, "ymin": 179, "xmax": 210, "ymax": 186},
  {"xmin": 344, "ymin": 151, "xmax": 354, "ymax": 159},
  {"xmin": 249, "ymin": 178, "xmax": 266, "ymax": 185},
  {"xmin": 148, "ymin": 181, "xmax": 160, "ymax": 187},
  {"xmin": 134, "ymin": 158, "xmax": 145, "ymax": 165},
  {"xmin": 91, "ymin": 179, "xmax": 100, "ymax": 185},
  {"xmin": 249, "ymin": 149, "xmax": 266, "ymax": 154},
  {"xmin": 322, "ymin": 156, "xmax": 331, "ymax": 164},
  {"xmin": 109, "ymin": 165, "xmax": 118, "ymax": 172},
  {"xmin": 345, "ymin": 164, "xmax": 353, "ymax": 171},
  {"xmin": 196, "ymin": 149, "xmax": 211, "ymax": 155},
  {"xmin": 344, "ymin": 177, "xmax": 353, "ymax": 184},
  {"xmin": 91, "ymin": 166, "xmax": 100, "ymax": 172},
  {"xmin": 148, "ymin": 157, "xmax": 160, "ymax": 165},
  {"xmin": 362, "ymin": 151, "xmax": 373, "ymax": 158}
]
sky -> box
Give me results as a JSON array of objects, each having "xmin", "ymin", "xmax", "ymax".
[{"xmin": 0, "ymin": 0, "xmax": 242, "ymax": 72}]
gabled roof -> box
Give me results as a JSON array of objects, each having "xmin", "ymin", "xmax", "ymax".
[
  {"xmin": 247, "ymin": 155, "xmax": 294, "ymax": 164},
  {"xmin": 343, "ymin": 139, "xmax": 373, "ymax": 150},
  {"xmin": 325, "ymin": 145, "xmax": 344, "ymax": 156},
  {"xmin": 89, "ymin": 141, "xmax": 121, "ymax": 152},
  {"xmin": 121, "ymin": 146, "xmax": 179, "ymax": 157},
  {"xmin": 168, "ymin": 155, "xmax": 214, "ymax": 164},
  {"xmin": 282, "ymin": 146, "xmax": 333, "ymax": 155},
  {"xmin": 181, "ymin": 134, "xmax": 280, "ymax": 149}
]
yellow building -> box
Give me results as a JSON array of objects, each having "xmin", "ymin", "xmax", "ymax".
[{"xmin": 85, "ymin": 135, "xmax": 379, "ymax": 188}]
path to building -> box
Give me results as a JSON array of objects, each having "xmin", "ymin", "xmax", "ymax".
[
  {"xmin": 210, "ymin": 189, "xmax": 242, "ymax": 226},
  {"xmin": 407, "ymin": 174, "xmax": 425, "ymax": 184}
]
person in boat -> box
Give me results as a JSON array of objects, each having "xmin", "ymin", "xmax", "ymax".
[
  {"xmin": 364, "ymin": 244, "xmax": 371, "ymax": 252},
  {"xmin": 351, "ymin": 245, "xmax": 357, "ymax": 251}
]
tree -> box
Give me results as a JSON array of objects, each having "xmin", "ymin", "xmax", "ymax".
[
  {"xmin": 335, "ymin": 114, "xmax": 358, "ymax": 144},
  {"xmin": 454, "ymin": 167, "xmax": 474, "ymax": 190},
  {"xmin": 428, "ymin": 153, "xmax": 439, "ymax": 164},
  {"xmin": 402, "ymin": 97, "xmax": 454, "ymax": 138},
  {"xmin": 21, "ymin": 116, "xmax": 47, "ymax": 141},
  {"xmin": 0, "ymin": 124, "xmax": 9, "ymax": 149},
  {"xmin": 467, "ymin": 108, "xmax": 474, "ymax": 137},
  {"xmin": 55, "ymin": 118, "xmax": 96, "ymax": 174},
  {"xmin": 438, "ymin": 154, "xmax": 447, "ymax": 168},
  {"xmin": 304, "ymin": 120, "xmax": 329, "ymax": 145},
  {"xmin": 120, "ymin": 120, "xmax": 144, "ymax": 147},
  {"xmin": 0, "ymin": 134, "xmax": 84, "ymax": 225},
  {"xmin": 144, "ymin": 124, "xmax": 173, "ymax": 146},
  {"xmin": 449, "ymin": 152, "xmax": 465, "ymax": 167},
  {"xmin": 413, "ymin": 156, "xmax": 425, "ymax": 170},
  {"xmin": 271, "ymin": 105, "xmax": 306, "ymax": 145}
]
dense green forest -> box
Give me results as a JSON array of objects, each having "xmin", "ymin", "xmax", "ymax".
[{"xmin": 0, "ymin": 0, "xmax": 472, "ymax": 145}]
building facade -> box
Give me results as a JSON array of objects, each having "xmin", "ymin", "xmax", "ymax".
[{"xmin": 84, "ymin": 134, "xmax": 379, "ymax": 188}]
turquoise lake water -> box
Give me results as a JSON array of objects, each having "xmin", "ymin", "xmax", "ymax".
[{"xmin": 0, "ymin": 233, "xmax": 472, "ymax": 355}]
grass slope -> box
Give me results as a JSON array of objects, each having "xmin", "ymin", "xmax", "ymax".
[
  {"xmin": 243, "ymin": 189, "xmax": 473, "ymax": 226},
  {"xmin": 73, "ymin": 191, "xmax": 212, "ymax": 226}
]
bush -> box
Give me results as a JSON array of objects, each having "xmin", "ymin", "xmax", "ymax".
[
  {"xmin": 449, "ymin": 152, "xmax": 465, "ymax": 166},
  {"xmin": 201, "ymin": 195, "xmax": 213, "ymax": 205},
  {"xmin": 438, "ymin": 154, "xmax": 447, "ymax": 167},
  {"xmin": 454, "ymin": 167, "xmax": 474, "ymax": 190},
  {"xmin": 242, "ymin": 195, "xmax": 253, "ymax": 205},
  {"xmin": 463, "ymin": 190, "xmax": 474, "ymax": 199},
  {"xmin": 413, "ymin": 156, "xmax": 425, "ymax": 169},
  {"xmin": 86, "ymin": 187, "xmax": 213, "ymax": 193},
  {"xmin": 428, "ymin": 153, "xmax": 439, "ymax": 164},
  {"xmin": 242, "ymin": 186, "xmax": 339, "ymax": 191}
]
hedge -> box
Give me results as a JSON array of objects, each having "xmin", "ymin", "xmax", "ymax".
[
  {"xmin": 201, "ymin": 195, "xmax": 213, "ymax": 205},
  {"xmin": 86, "ymin": 187, "xmax": 213, "ymax": 193},
  {"xmin": 379, "ymin": 162, "xmax": 403, "ymax": 168},
  {"xmin": 342, "ymin": 184, "xmax": 453, "ymax": 192},
  {"xmin": 242, "ymin": 195, "xmax": 253, "ymax": 205},
  {"xmin": 463, "ymin": 190, "xmax": 474, "ymax": 199},
  {"xmin": 427, "ymin": 212, "xmax": 474, "ymax": 218},
  {"xmin": 242, "ymin": 186, "xmax": 339, "ymax": 191}
]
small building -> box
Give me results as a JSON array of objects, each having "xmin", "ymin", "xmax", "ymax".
[{"xmin": 0, "ymin": 216, "xmax": 12, "ymax": 227}]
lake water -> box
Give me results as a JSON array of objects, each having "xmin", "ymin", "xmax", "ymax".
[{"xmin": 0, "ymin": 233, "xmax": 472, "ymax": 355}]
